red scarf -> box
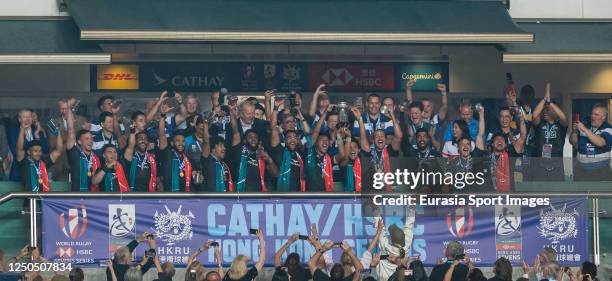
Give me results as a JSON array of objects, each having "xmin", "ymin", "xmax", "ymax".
[
  {"xmin": 223, "ymin": 160, "xmax": 234, "ymax": 192},
  {"xmin": 354, "ymin": 157, "xmax": 362, "ymax": 192},
  {"xmin": 298, "ymin": 154, "xmax": 306, "ymax": 192},
  {"xmin": 323, "ymin": 154, "xmax": 334, "ymax": 192},
  {"xmin": 37, "ymin": 160, "xmax": 50, "ymax": 192},
  {"xmin": 495, "ymin": 152, "xmax": 511, "ymax": 192},
  {"xmin": 115, "ymin": 161, "xmax": 130, "ymax": 193},
  {"xmin": 90, "ymin": 154, "xmax": 101, "ymax": 192},
  {"xmin": 259, "ymin": 158, "xmax": 267, "ymax": 192},
  {"xmin": 382, "ymin": 147, "xmax": 392, "ymax": 192},
  {"xmin": 183, "ymin": 156, "xmax": 193, "ymax": 192},
  {"xmin": 146, "ymin": 153, "xmax": 157, "ymax": 192}
]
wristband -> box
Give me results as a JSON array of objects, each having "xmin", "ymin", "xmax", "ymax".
[{"xmin": 441, "ymin": 92, "xmax": 447, "ymax": 96}]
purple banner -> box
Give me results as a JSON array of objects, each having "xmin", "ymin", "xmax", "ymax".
[{"xmin": 42, "ymin": 197, "xmax": 589, "ymax": 267}]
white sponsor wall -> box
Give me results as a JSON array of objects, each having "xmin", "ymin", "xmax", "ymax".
[
  {"xmin": 509, "ymin": 0, "xmax": 612, "ymax": 19},
  {"xmin": 0, "ymin": 0, "xmax": 67, "ymax": 16}
]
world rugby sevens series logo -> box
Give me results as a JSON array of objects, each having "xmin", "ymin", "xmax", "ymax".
[
  {"xmin": 446, "ymin": 207, "xmax": 474, "ymax": 239},
  {"xmin": 59, "ymin": 205, "xmax": 88, "ymax": 240}
]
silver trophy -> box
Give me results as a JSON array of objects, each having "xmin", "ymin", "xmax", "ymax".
[
  {"xmin": 337, "ymin": 102, "xmax": 349, "ymax": 124},
  {"xmin": 399, "ymin": 100, "xmax": 410, "ymax": 112}
]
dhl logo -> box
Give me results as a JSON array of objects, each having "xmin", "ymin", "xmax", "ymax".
[{"xmin": 102, "ymin": 73, "xmax": 138, "ymax": 81}]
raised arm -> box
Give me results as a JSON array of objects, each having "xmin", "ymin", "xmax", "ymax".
[
  {"xmin": 111, "ymin": 107, "xmax": 126, "ymax": 149},
  {"xmin": 215, "ymin": 246, "xmax": 224, "ymax": 277},
  {"xmin": 514, "ymin": 111, "xmax": 527, "ymax": 154},
  {"xmin": 476, "ymin": 107, "xmax": 486, "ymax": 150},
  {"xmin": 16, "ymin": 126, "xmax": 27, "ymax": 162},
  {"xmin": 549, "ymin": 101, "xmax": 568, "ymax": 127},
  {"xmin": 443, "ymin": 260, "xmax": 462, "ymax": 281},
  {"xmin": 367, "ymin": 219, "xmax": 384, "ymax": 253},
  {"xmin": 188, "ymin": 241, "xmax": 213, "ymax": 266},
  {"xmin": 404, "ymin": 79, "xmax": 415, "ymax": 104},
  {"xmin": 271, "ymin": 100, "xmax": 284, "ymax": 147},
  {"xmin": 49, "ymin": 128, "xmax": 63, "ymax": 163},
  {"xmin": 275, "ymin": 233, "xmax": 298, "ymax": 267},
  {"xmin": 201, "ymin": 121, "xmax": 211, "ymax": 158},
  {"xmin": 176, "ymin": 93, "xmax": 188, "ymax": 120},
  {"xmin": 309, "ymin": 84, "xmax": 326, "ymax": 117},
  {"xmin": 308, "ymin": 240, "xmax": 333, "ymax": 275},
  {"xmin": 229, "ymin": 104, "xmax": 241, "ymax": 147},
  {"xmin": 311, "ymin": 105, "xmax": 330, "ymax": 145},
  {"xmin": 352, "ymin": 107, "xmax": 370, "ymax": 152},
  {"xmin": 146, "ymin": 92, "xmax": 167, "ymax": 122},
  {"xmin": 123, "ymin": 129, "xmax": 136, "ymax": 162},
  {"xmin": 158, "ymin": 113, "xmax": 168, "ymax": 151},
  {"xmin": 264, "ymin": 90, "xmax": 273, "ymax": 121},
  {"xmin": 254, "ymin": 230, "xmax": 266, "ymax": 272},
  {"xmin": 66, "ymin": 100, "xmax": 76, "ymax": 150},
  {"xmin": 342, "ymin": 241, "xmax": 363, "ymax": 281},
  {"xmin": 389, "ymin": 110, "xmax": 403, "ymax": 151},
  {"xmin": 437, "ymin": 83, "xmax": 449, "ymax": 122},
  {"xmin": 403, "ymin": 206, "xmax": 416, "ymax": 251},
  {"xmin": 296, "ymin": 108, "xmax": 312, "ymax": 135}
]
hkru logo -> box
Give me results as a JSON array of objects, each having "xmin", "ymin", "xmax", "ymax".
[
  {"xmin": 446, "ymin": 207, "xmax": 474, "ymax": 239},
  {"xmin": 59, "ymin": 205, "xmax": 88, "ymax": 240},
  {"xmin": 102, "ymin": 73, "xmax": 138, "ymax": 81}
]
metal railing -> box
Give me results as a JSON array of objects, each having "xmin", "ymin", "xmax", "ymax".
[{"xmin": 1, "ymin": 191, "xmax": 611, "ymax": 266}]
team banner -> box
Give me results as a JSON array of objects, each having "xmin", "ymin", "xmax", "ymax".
[{"xmin": 42, "ymin": 197, "xmax": 588, "ymax": 267}]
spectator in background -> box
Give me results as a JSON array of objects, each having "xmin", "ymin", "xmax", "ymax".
[
  {"xmin": 206, "ymin": 271, "xmax": 223, "ymax": 281},
  {"xmin": 228, "ymin": 101, "xmax": 270, "ymax": 146},
  {"xmin": 352, "ymin": 93, "xmax": 394, "ymax": 139},
  {"xmin": 222, "ymin": 229, "xmax": 265, "ymax": 281},
  {"xmin": 147, "ymin": 91, "xmax": 188, "ymax": 139},
  {"xmin": 254, "ymin": 103, "xmax": 266, "ymax": 121},
  {"xmin": 187, "ymin": 241, "xmax": 223, "ymax": 277},
  {"xmin": 0, "ymin": 123, "xmax": 9, "ymax": 180},
  {"xmin": 9, "ymin": 108, "xmax": 49, "ymax": 181},
  {"xmin": 441, "ymin": 120, "xmax": 473, "ymax": 158},
  {"xmin": 577, "ymin": 262, "xmax": 599, "ymax": 281},
  {"xmin": 404, "ymin": 80, "xmax": 449, "ymax": 132},
  {"xmin": 152, "ymin": 254, "xmax": 175, "ymax": 281},
  {"xmin": 106, "ymin": 232, "xmax": 154, "ymax": 281},
  {"xmin": 49, "ymin": 98, "xmax": 89, "ymax": 181},
  {"xmin": 307, "ymin": 240, "xmax": 363, "ymax": 281},
  {"xmin": 429, "ymin": 241, "xmax": 468, "ymax": 281},
  {"xmin": 488, "ymin": 258, "xmax": 513, "ymax": 281},
  {"xmin": 486, "ymin": 107, "xmax": 521, "ymax": 150},
  {"xmin": 69, "ymin": 268, "xmax": 85, "ymax": 281},
  {"xmin": 444, "ymin": 102, "xmax": 479, "ymax": 143},
  {"xmin": 179, "ymin": 94, "xmax": 201, "ymax": 130},
  {"xmin": 274, "ymin": 233, "xmax": 312, "ymax": 281},
  {"xmin": 374, "ymin": 206, "xmax": 416, "ymax": 281},
  {"xmin": 273, "ymin": 267, "xmax": 291, "ymax": 281},
  {"xmin": 91, "ymin": 111, "xmax": 122, "ymax": 156},
  {"xmin": 186, "ymin": 260, "xmax": 206, "ymax": 281},
  {"xmin": 570, "ymin": 103, "xmax": 612, "ymax": 181},
  {"xmin": 530, "ymin": 82, "xmax": 568, "ymax": 181},
  {"xmin": 209, "ymin": 89, "xmax": 231, "ymax": 140},
  {"xmin": 308, "ymin": 84, "xmax": 331, "ymax": 130}
]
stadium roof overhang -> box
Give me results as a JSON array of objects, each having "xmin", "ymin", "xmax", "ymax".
[
  {"xmin": 502, "ymin": 22, "xmax": 612, "ymax": 63},
  {"xmin": 64, "ymin": 0, "xmax": 533, "ymax": 44},
  {"xmin": 0, "ymin": 19, "xmax": 111, "ymax": 64}
]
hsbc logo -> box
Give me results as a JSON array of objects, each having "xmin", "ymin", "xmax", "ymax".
[
  {"xmin": 102, "ymin": 73, "xmax": 138, "ymax": 81},
  {"xmin": 59, "ymin": 205, "xmax": 88, "ymax": 240},
  {"xmin": 321, "ymin": 68, "xmax": 353, "ymax": 86},
  {"xmin": 446, "ymin": 207, "xmax": 474, "ymax": 239},
  {"xmin": 56, "ymin": 247, "xmax": 75, "ymax": 257}
]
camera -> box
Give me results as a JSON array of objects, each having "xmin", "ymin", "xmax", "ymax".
[
  {"xmin": 146, "ymin": 233, "xmax": 154, "ymax": 240},
  {"xmin": 111, "ymin": 98, "xmax": 124, "ymax": 108},
  {"xmin": 210, "ymin": 242, "xmax": 220, "ymax": 247},
  {"xmin": 455, "ymin": 253, "xmax": 465, "ymax": 260}
]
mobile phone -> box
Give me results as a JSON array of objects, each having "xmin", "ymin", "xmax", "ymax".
[
  {"xmin": 146, "ymin": 234, "xmax": 154, "ymax": 240},
  {"xmin": 506, "ymin": 72, "xmax": 513, "ymax": 81},
  {"xmin": 404, "ymin": 270, "xmax": 413, "ymax": 276},
  {"xmin": 333, "ymin": 242, "xmax": 343, "ymax": 247},
  {"xmin": 455, "ymin": 254, "xmax": 466, "ymax": 260},
  {"xmin": 249, "ymin": 229, "xmax": 259, "ymax": 235},
  {"xmin": 210, "ymin": 242, "xmax": 219, "ymax": 247},
  {"xmin": 190, "ymin": 269, "xmax": 197, "ymax": 280},
  {"xmin": 298, "ymin": 235, "xmax": 309, "ymax": 240},
  {"xmin": 380, "ymin": 254, "xmax": 389, "ymax": 260}
]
